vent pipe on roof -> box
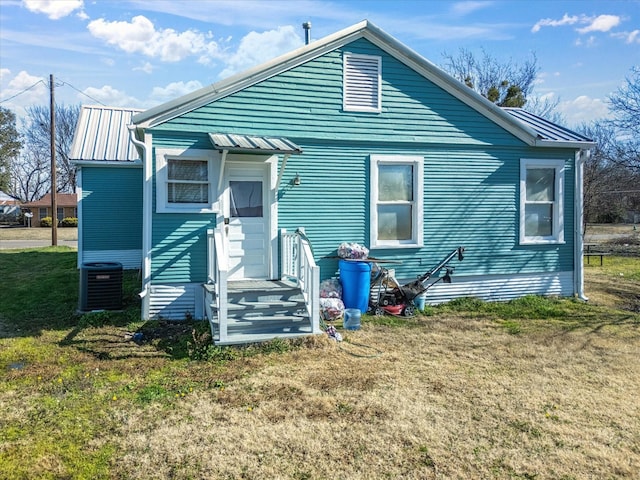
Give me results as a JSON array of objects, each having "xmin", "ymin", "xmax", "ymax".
[{"xmin": 303, "ymin": 21, "xmax": 311, "ymax": 44}]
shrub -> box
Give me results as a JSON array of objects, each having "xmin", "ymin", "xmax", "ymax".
[
  {"xmin": 60, "ymin": 217, "xmax": 78, "ymax": 227},
  {"xmin": 40, "ymin": 216, "xmax": 52, "ymax": 227}
]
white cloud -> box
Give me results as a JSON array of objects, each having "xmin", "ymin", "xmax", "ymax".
[
  {"xmin": 81, "ymin": 85, "xmax": 139, "ymax": 108},
  {"xmin": 0, "ymin": 70, "xmax": 48, "ymax": 120},
  {"xmin": 612, "ymin": 29, "xmax": 640, "ymax": 44},
  {"xmin": 558, "ymin": 95, "xmax": 610, "ymax": 126},
  {"xmin": 87, "ymin": 15, "xmax": 223, "ymax": 63},
  {"xmin": 219, "ymin": 26, "xmax": 303, "ymax": 79},
  {"xmin": 450, "ymin": 1, "xmax": 493, "ymax": 16},
  {"xmin": 134, "ymin": 62, "xmax": 155, "ymax": 74},
  {"xmin": 532, "ymin": 13, "xmax": 579, "ymax": 33},
  {"xmin": 577, "ymin": 14, "xmax": 621, "ymax": 34},
  {"xmin": 22, "ymin": 0, "xmax": 84, "ymax": 20},
  {"xmin": 149, "ymin": 81, "xmax": 203, "ymax": 103}
]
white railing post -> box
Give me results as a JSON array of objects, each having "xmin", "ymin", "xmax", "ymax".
[
  {"xmin": 211, "ymin": 227, "xmax": 228, "ymax": 344},
  {"xmin": 280, "ymin": 227, "xmax": 320, "ymax": 334}
]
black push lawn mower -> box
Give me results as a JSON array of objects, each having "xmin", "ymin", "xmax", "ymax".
[{"xmin": 368, "ymin": 247, "xmax": 465, "ymax": 317}]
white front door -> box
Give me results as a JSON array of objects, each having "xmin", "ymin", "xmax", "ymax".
[{"xmin": 226, "ymin": 165, "xmax": 269, "ymax": 280}]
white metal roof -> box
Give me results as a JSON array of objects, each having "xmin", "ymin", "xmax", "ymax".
[
  {"xmin": 71, "ymin": 105, "xmax": 143, "ymax": 162},
  {"xmin": 209, "ymin": 133, "xmax": 303, "ymax": 154}
]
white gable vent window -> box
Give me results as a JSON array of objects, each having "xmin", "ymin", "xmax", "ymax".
[
  {"xmin": 520, "ymin": 159, "xmax": 565, "ymax": 244},
  {"xmin": 343, "ymin": 53, "xmax": 381, "ymax": 113}
]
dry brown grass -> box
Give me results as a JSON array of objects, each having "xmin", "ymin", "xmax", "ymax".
[
  {"xmin": 110, "ymin": 314, "xmax": 639, "ymax": 479},
  {"xmin": 0, "ymin": 226, "xmax": 77, "ymax": 241}
]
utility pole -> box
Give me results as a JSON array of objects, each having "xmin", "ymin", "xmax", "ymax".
[{"xmin": 50, "ymin": 74, "xmax": 57, "ymax": 246}]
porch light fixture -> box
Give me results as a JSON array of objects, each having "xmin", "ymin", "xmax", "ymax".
[{"xmin": 293, "ymin": 173, "xmax": 301, "ymax": 186}]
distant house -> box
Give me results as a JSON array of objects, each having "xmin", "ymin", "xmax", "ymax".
[
  {"xmin": 0, "ymin": 190, "xmax": 21, "ymax": 222},
  {"xmin": 22, "ymin": 193, "xmax": 77, "ymax": 227},
  {"xmin": 72, "ymin": 20, "xmax": 595, "ymax": 344}
]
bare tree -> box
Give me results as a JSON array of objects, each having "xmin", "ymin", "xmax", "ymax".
[
  {"xmin": 608, "ymin": 67, "xmax": 640, "ymax": 172},
  {"xmin": 609, "ymin": 67, "xmax": 640, "ymax": 136},
  {"xmin": 578, "ymin": 120, "xmax": 640, "ymax": 225},
  {"xmin": 10, "ymin": 150, "xmax": 50, "ymax": 202},
  {"xmin": 441, "ymin": 48, "xmax": 538, "ymax": 108},
  {"xmin": 23, "ymin": 104, "xmax": 80, "ymax": 193}
]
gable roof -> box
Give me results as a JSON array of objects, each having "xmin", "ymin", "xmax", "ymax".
[
  {"xmin": 22, "ymin": 193, "xmax": 77, "ymax": 208},
  {"xmin": 71, "ymin": 105, "xmax": 143, "ymax": 163},
  {"xmin": 132, "ymin": 20, "xmax": 593, "ymax": 150}
]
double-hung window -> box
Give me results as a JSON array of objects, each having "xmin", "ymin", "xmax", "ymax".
[
  {"xmin": 156, "ymin": 149, "xmax": 218, "ymax": 213},
  {"xmin": 520, "ymin": 159, "xmax": 565, "ymax": 244},
  {"xmin": 370, "ymin": 155, "xmax": 423, "ymax": 248}
]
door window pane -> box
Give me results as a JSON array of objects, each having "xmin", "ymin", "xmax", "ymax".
[{"xmin": 230, "ymin": 181, "xmax": 263, "ymax": 217}]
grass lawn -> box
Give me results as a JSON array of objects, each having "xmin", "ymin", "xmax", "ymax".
[{"xmin": 1, "ymin": 247, "xmax": 639, "ymax": 479}]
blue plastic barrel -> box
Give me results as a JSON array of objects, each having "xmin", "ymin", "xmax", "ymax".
[{"xmin": 339, "ymin": 260, "xmax": 371, "ymax": 313}]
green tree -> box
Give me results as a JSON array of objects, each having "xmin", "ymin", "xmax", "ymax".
[{"xmin": 0, "ymin": 107, "xmax": 23, "ymax": 192}]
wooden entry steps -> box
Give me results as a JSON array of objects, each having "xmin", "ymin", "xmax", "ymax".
[{"xmin": 206, "ymin": 280, "xmax": 314, "ymax": 345}]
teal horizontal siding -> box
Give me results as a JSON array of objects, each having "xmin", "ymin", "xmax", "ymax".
[
  {"xmin": 278, "ymin": 143, "xmax": 574, "ymax": 281},
  {"xmin": 81, "ymin": 166, "xmax": 142, "ymax": 251},
  {"xmin": 150, "ymin": 215, "xmax": 214, "ymax": 283},
  {"xmin": 154, "ymin": 38, "xmax": 522, "ymax": 147}
]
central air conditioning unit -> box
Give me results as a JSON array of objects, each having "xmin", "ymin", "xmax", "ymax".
[{"xmin": 79, "ymin": 262, "xmax": 123, "ymax": 312}]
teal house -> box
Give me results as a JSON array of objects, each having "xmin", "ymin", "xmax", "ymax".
[{"xmin": 71, "ymin": 21, "xmax": 594, "ymax": 344}]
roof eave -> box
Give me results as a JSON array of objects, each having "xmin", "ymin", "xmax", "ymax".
[
  {"xmin": 133, "ymin": 21, "xmax": 372, "ymax": 129},
  {"xmin": 71, "ymin": 159, "xmax": 143, "ymax": 167},
  {"xmin": 534, "ymin": 139, "xmax": 596, "ymax": 149}
]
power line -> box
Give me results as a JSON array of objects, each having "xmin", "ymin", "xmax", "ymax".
[
  {"xmin": 0, "ymin": 80, "xmax": 46, "ymax": 104},
  {"xmin": 58, "ymin": 79, "xmax": 106, "ymax": 106}
]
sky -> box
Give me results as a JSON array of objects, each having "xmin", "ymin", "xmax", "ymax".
[{"xmin": 1, "ymin": 0, "xmax": 639, "ymax": 129}]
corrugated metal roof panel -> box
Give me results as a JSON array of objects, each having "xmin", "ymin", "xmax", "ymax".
[
  {"xmin": 209, "ymin": 133, "xmax": 303, "ymax": 154},
  {"xmin": 503, "ymin": 108, "xmax": 593, "ymax": 144},
  {"xmin": 71, "ymin": 105, "xmax": 143, "ymax": 162}
]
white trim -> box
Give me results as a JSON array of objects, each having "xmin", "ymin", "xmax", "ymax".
[
  {"xmin": 519, "ymin": 158, "xmax": 565, "ymax": 245},
  {"xmin": 155, "ymin": 148, "xmax": 221, "ymax": 214},
  {"xmin": 370, "ymin": 155, "xmax": 424, "ymax": 249},
  {"xmin": 343, "ymin": 53, "xmax": 382, "ymax": 113},
  {"xmin": 128, "ymin": 127, "xmax": 153, "ymax": 320},
  {"xmin": 71, "ymin": 160, "xmax": 142, "ymax": 167},
  {"xmin": 76, "ymin": 169, "xmax": 83, "ymax": 268},
  {"xmin": 574, "ymin": 150, "xmax": 588, "ymax": 300}
]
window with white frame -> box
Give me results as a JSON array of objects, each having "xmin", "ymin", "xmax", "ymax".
[
  {"xmin": 156, "ymin": 149, "xmax": 218, "ymax": 213},
  {"xmin": 370, "ymin": 155, "xmax": 423, "ymax": 248},
  {"xmin": 520, "ymin": 159, "xmax": 565, "ymax": 244},
  {"xmin": 343, "ymin": 53, "xmax": 381, "ymax": 113}
]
